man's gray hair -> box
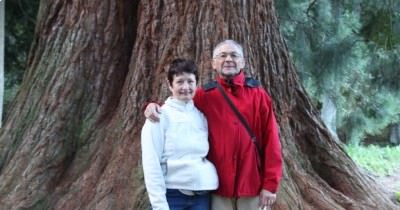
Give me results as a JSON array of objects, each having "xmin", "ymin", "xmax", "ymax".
[{"xmin": 212, "ymin": 39, "xmax": 244, "ymax": 58}]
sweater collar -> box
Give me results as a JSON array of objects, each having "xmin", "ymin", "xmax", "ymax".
[
  {"xmin": 216, "ymin": 71, "xmax": 245, "ymax": 88},
  {"xmin": 165, "ymin": 97, "xmax": 195, "ymax": 111}
]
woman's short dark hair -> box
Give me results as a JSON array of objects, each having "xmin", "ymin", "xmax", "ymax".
[{"xmin": 167, "ymin": 58, "xmax": 198, "ymax": 85}]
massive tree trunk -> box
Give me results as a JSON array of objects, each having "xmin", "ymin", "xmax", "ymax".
[{"xmin": 0, "ymin": 0, "xmax": 398, "ymax": 209}]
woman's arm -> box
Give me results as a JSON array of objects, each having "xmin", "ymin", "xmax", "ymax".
[{"xmin": 141, "ymin": 118, "xmax": 169, "ymax": 210}]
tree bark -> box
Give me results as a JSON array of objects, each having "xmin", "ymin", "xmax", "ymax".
[{"xmin": 0, "ymin": 0, "xmax": 398, "ymax": 209}]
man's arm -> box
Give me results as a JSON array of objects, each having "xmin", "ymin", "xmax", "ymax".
[
  {"xmin": 260, "ymin": 90, "xmax": 283, "ymax": 192},
  {"xmin": 259, "ymin": 89, "xmax": 283, "ymax": 208}
]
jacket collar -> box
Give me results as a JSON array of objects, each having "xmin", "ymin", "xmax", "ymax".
[
  {"xmin": 165, "ymin": 97, "xmax": 195, "ymax": 111},
  {"xmin": 216, "ymin": 71, "xmax": 245, "ymax": 88}
]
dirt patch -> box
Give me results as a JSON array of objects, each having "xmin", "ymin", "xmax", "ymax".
[{"xmin": 376, "ymin": 168, "xmax": 400, "ymax": 204}]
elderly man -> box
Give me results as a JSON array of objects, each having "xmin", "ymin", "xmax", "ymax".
[{"xmin": 145, "ymin": 40, "xmax": 283, "ymax": 210}]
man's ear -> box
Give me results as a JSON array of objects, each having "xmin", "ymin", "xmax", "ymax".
[
  {"xmin": 211, "ymin": 59, "xmax": 217, "ymax": 71},
  {"xmin": 238, "ymin": 59, "xmax": 245, "ymax": 69}
]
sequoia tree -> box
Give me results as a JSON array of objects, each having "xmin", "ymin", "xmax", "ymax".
[{"xmin": 0, "ymin": 0, "xmax": 398, "ymax": 209}]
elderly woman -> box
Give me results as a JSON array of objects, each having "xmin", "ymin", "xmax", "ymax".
[{"xmin": 141, "ymin": 58, "xmax": 218, "ymax": 210}]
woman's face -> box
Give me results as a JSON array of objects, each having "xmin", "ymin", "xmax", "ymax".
[{"xmin": 169, "ymin": 72, "xmax": 197, "ymax": 102}]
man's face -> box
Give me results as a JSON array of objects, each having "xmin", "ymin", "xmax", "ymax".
[
  {"xmin": 212, "ymin": 44, "xmax": 245, "ymax": 79},
  {"xmin": 168, "ymin": 72, "xmax": 197, "ymax": 102}
]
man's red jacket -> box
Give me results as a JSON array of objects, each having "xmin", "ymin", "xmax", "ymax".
[{"xmin": 194, "ymin": 71, "xmax": 283, "ymax": 197}]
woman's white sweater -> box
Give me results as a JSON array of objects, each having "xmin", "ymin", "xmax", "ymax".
[{"xmin": 141, "ymin": 97, "xmax": 218, "ymax": 210}]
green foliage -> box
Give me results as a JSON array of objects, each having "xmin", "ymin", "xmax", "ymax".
[
  {"xmin": 337, "ymin": 76, "xmax": 400, "ymax": 144},
  {"xmin": 368, "ymin": 48, "xmax": 400, "ymax": 90},
  {"xmin": 345, "ymin": 145, "xmax": 400, "ymax": 176},
  {"xmin": 396, "ymin": 191, "xmax": 400, "ymax": 202},
  {"xmin": 276, "ymin": 0, "xmax": 400, "ymax": 144},
  {"xmin": 3, "ymin": 83, "xmax": 20, "ymax": 114},
  {"xmin": 360, "ymin": 1, "xmax": 400, "ymax": 50},
  {"xmin": 5, "ymin": 0, "xmax": 39, "ymax": 81},
  {"xmin": 4, "ymin": 0, "xmax": 39, "ymax": 115}
]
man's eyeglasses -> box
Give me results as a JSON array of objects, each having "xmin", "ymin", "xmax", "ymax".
[{"xmin": 214, "ymin": 52, "xmax": 243, "ymax": 60}]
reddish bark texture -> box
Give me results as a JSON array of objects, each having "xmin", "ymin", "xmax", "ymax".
[{"xmin": 0, "ymin": 0, "xmax": 398, "ymax": 209}]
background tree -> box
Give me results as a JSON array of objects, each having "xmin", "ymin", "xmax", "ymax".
[
  {"xmin": 0, "ymin": 1, "xmax": 398, "ymax": 210},
  {"xmin": 3, "ymin": 0, "xmax": 39, "ymax": 118},
  {"xmin": 276, "ymin": 0, "xmax": 400, "ymax": 144}
]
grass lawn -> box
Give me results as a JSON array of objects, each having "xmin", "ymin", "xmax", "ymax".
[
  {"xmin": 346, "ymin": 145, "xmax": 400, "ymax": 176},
  {"xmin": 346, "ymin": 144, "xmax": 400, "ymax": 202}
]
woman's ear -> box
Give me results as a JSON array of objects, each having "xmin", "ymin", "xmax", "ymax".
[{"xmin": 166, "ymin": 78, "xmax": 173, "ymax": 92}]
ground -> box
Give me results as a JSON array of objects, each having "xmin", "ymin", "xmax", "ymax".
[{"xmin": 376, "ymin": 168, "xmax": 400, "ymax": 204}]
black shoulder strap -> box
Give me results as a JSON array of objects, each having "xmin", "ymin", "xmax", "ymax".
[
  {"xmin": 215, "ymin": 83, "xmax": 262, "ymax": 159},
  {"xmin": 245, "ymin": 77, "xmax": 261, "ymax": 88},
  {"xmin": 202, "ymin": 80, "xmax": 218, "ymax": 91}
]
